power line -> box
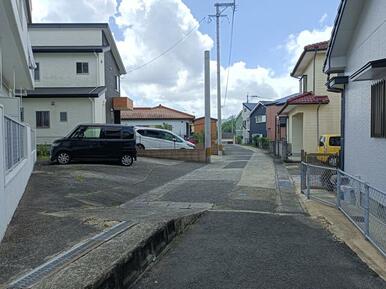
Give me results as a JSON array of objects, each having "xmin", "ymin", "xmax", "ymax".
[
  {"xmin": 223, "ymin": 4, "xmax": 236, "ymax": 107},
  {"xmin": 127, "ymin": 17, "xmax": 207, "ymax": 73}
]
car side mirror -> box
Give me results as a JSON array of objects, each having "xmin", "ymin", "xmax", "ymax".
[{"xmin": 173, "ymin": 137, "xmax": 177, "ymax": 142}]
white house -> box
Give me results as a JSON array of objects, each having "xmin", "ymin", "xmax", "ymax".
[
  {"xmin": 121, "ymin": 105, "xmax": 195, "ymax": 138},
  {"xmin": 241, "ymin": 102, "xmax": 257, "ymax": 144},
  {"xmin": 23, "ymin": 23, "xmax": 129, "ymax": 144},
  {"xmin": 0, "ymin": 0, "xmax": 36, "ymax": 241},
  {"xmin": 324, "ymin": 0, "xmax": 386, "ymax": 191}
]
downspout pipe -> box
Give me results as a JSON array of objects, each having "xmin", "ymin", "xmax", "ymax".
[
  {"xmin": 89, "ymin": 98, "xmax": 95, "ymax": 123},
  {"xmin": 313, "ymin": 48, "xmax": 317, "ymax": 93},
  {"xmin": 314, "ymin": 48, "xmax": 319, "ymax": 148},
  {"xmin": 316, "ymin": 102, "xmax": 321, "ymax": 148}
]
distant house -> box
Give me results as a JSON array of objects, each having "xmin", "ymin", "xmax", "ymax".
[
  {"xmin": 249, "ymin": 101, "xmax": 272, "ymax": 139},
  {"xmin": 235, "ymin": 110, "xmax": 243, "ymax": 140},
  {"xmin": 241, "ymin": 102, "xmax": 257, "ymax": 144},
  {"xmin": 265, "ymin": 94, "xmax": 299, "ymax": 141},
  {"xmin": 324, "ymin": 0, "xmax": 386, "ymax": 190},
  {"xmin": 279, "ymin": 41, "xmax": 341, "ymax": 158},
  {"xmin": 193, "ymin": 117, "xmax": 217, "ymax": 145},
  {"xmin": 0, "ymin": 0, "xmax": 36, "ymax": 241},
  {"xmin": 23, "ymin": 23, "xmax": 129, "ymax": 144},
  {"xmin": 121, "ymin": 105, "xmax": 195, "ymax": 138}
]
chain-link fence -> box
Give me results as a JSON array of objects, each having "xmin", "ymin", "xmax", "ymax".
[{"xmin": 301, "ymin": 162, "xmax": 386, "ymax": 256}]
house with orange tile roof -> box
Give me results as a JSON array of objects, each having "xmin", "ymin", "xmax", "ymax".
[
  {"xmin": 121, "ymin": 104, "xmax": 195, "ymax": 138},
  {"xmin": 279, "ymin": 41, "xmax": 341, "ymax": 158}
]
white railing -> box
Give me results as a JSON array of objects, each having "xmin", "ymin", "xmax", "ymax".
[{"xmin": 4, "ymin": 115, "xmax": 26, "ymax": 171}]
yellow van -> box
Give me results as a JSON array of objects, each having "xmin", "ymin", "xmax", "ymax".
[{"xmin": 317, "ymin": 135, "xmax": 341, "ymax": 166}]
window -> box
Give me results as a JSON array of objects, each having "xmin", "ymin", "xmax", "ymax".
[
  {"xmin": 102, "ymin": 127, "xmax": 121, "ymax": 139},
  {"xmin": 256, "ymin": 115, "xmax": 266, "ymax": 123},
  {"xmin": 34, "ymin": 63, "xmax": 40, "ymax": 81},
  {"xmin": 329, "ymin": 136, "xmax": 341, "ymax": 147},
  {"xmin": 146, "ymin": 130, "xmax": 162, "ymax": 139},
  {"xmin": 137, "ymin": 129, "xmax": 145, "ymax": 136},
  {"xmin": 20, "ymin": 107, "xmax": 24, "ymax": 122},
  {"xmin": 36, "ymin": 111, "xmax": 50, "ymax": 128},
  {"xmin": 115, "ymin": 76, "xmax": 120, "ymax": 92},
  {"xmin": 122, "ymin": 127, "xmax": 135, "ymax": 139},
  {"xmin": 60, "ymin": 112, "xmax": 67, "ymax": 122},
  {"xmin": 371, "ymin": 79, "xmax": 386, "ymax": 138},
  {"xmin": 76, "ymin": 62, "xmax": 89, "ymax": 74},
  {"xmin": 300, "ymin": 75, "xmax": 307, "ymax": 93},
  {"xmin": 82, "ymin": 127, "xmax": 101, "ymax": 138}
]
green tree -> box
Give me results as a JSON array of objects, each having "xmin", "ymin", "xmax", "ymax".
[
  {"xmin": 155, "ymin": 123, "xmax": 173, "ymax": 131},
  {"xmin": 221, "ymin": 116, "xmax": 236, "ymax": 133}
]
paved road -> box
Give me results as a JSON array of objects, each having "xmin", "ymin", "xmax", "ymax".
[{"xmin": 133, "ymin": 145, "xmax": 385, "ymax": 289}]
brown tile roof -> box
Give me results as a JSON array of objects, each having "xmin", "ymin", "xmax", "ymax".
[
  {"xmin": 121, "ymin": 104, "xmax": 195, "ymax": 120},
  {"xmin": 278, "ymin": 92, "xmax": 329, "ymax": 115},
  {"xmin": 304, "ymin": 41, "xmax": 329, "ymax": 51},
  {"xmin": 287, "ymin": 92, "xmax": 329, "ymax": 105}
]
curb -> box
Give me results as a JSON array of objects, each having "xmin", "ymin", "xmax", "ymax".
[{"xmin": 24, "ymin": 212, "xmax": 204, "ymax": 289}]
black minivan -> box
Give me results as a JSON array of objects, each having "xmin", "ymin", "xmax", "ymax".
[{"xmin": 50, "ymin": 124, "xmax": 137, "ymax": 166}]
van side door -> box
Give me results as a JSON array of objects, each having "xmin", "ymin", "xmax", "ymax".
[
  {"xmin": 100, "ymin": 126, "xmax": 123, "ymax": 159},
  {"xmin": 71, "ymin": 126, "xmax": 103, "ymax": 159}
]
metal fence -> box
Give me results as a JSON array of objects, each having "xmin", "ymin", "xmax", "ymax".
[
  {"xmin": 4, "ymin": 116, "xmax": 26, "ymax": 171},
  {"xmin": 268, "ymin": 140, "xmax": 290, "ymax": 161},
  {"xmin": 301, "ymin": 162, "xmax": 386, "ymax": 256}
]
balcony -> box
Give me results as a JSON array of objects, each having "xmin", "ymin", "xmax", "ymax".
[{"xmin": 0, "ymin": 0, "xmax": 35, "ymax": 91}]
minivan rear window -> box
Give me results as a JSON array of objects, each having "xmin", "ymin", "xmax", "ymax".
[
  {"xmin": 102, "ymin": 127, "xmax": 121, "ymax": 139},
  {"xmin": 122, "ymin": 127, "xmax": 135, "ymax": 139}
]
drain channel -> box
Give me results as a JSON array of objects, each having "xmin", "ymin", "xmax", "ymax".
[{"xmin": 8, "ymin": 221, "xmax": 137, "ymax": 289}]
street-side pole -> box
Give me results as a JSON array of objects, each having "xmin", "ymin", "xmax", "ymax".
[
  {"xmin": 204, "ymin": 50, "xmax": 211, "ymax": 163},
  {"xmin": 215, "ymin": 4, "xmax": 223, "ymax": 156}
]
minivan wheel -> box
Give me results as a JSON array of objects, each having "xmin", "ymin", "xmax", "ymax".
[
  {"xmin": 121, "ymin": 155, "xmax": 134, "ymax": 166},
  {"xmin": 136, "ymin": 144, "xmax": 145, "ymax": 151},
  {"xmin": 57, "ymin": 152, "xmax": 71, "ymax": 165}
]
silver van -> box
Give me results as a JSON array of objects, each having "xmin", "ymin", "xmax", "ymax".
[{"xmin": 135, "ymin": 127, "xmax": 195, "ymax": 150}]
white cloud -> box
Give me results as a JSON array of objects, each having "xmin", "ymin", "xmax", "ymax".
[
  {"xmin": 319, "ymin": 13, "xmax": 328, "ymax": 25},
  {"xmin": 286, "ymin": 25, "xmax": 333, "ymax": 66},
  {"xmin": 31, "ymin": 0, "xmax": 116, "ymax": 23},
  {"xmin": 31, "ymin": 0, "xmax": 333, "ymax": 118}
]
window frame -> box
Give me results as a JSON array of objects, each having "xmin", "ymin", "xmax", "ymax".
[
  {"xmin": 371, "ymin": 79, "xmax": 386, "ymax": 138},
  {"xmin": 36, "ymin": 111, "xmax": 50, "ymax": 129},
  {"xmin": 76, "ymin": 62, "xmax": 89, "ymax": 74},
  {"xmin": 59, "ymin": 112, "xmax": 68, "ymax": 122},
  {"xmin": 34, "ymin": 62, "xmax": 40, "ymax": 81},
  {"xmin": 256, "ymin": 115, "xmax": 266, "ymax": 123},
  {"xmin": 114, "ymin": 75, "xmax": 120, "ymax": 92},
  {"xmin": 300, "ymin": 75, "xmax": 307, "ymax": 93}
]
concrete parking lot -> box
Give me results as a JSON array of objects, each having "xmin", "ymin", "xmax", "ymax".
[
  {"xmin": 0, "ymin": 158, "xmax": 203, "ymax": 285},
  {"xmin": 1, "ymin": 145, "xmax": 385, "ymax": 289}
]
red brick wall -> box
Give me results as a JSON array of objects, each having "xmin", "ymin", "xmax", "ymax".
[
  {"xmin": 138, "ymin": 149, "xmax": 208, "ymax": 163},
  {"xmin": 266, "ymin": 105, "xmax": 287, "ymax": 141}
]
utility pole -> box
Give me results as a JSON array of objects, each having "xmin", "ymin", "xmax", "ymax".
[
  {"xmin": 204, "ymin": 50, "xmax": 211, "ymax": 162},
  {"xmin": 209, "ymin": 1, "xmax": 235, "ymax": 156}
]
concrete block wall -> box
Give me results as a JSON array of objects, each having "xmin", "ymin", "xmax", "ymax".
[{"xmin": 0, "ymin": 106, "xmax": 36, "ymax": 241}]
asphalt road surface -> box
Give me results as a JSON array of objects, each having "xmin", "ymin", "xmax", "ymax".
[{"xmin": 132, "ymin": 145, "xmax": 385, "ymax": 289}]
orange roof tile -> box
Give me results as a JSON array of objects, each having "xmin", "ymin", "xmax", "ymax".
[{"xmin": 121, "ymin": 104, "xmax": 195, "ymax": 120}]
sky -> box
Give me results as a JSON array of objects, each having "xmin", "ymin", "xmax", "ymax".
[{"xmin": 31, "ymin": 0, "xmax": 340, "ymax": 118}]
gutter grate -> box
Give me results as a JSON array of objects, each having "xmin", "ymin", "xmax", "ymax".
[{"xmin": 7, "ymin": 221, "xmax": 136, "ymax": 289}]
